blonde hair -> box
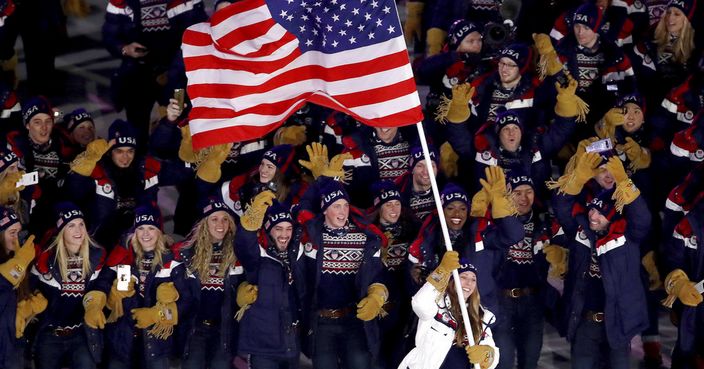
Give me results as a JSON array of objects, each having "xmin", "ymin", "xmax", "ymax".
[
  {"xmin": 49, "ymin": 226, "xmax": 100, "ymax": 282},
  {"xmin": 185, "ymin": 213, "xmax": 237, "ymax": 284},
  {"xmin": 654, "ymin": 12, "xmax": 695, "ymax": 64},
  {"xmin": 130, "ymin": 228, "xmax": 172, "ymax": 273},
  {"xmin": 447, "ymin": 278, "xmax": 484, "ymax": 345}
]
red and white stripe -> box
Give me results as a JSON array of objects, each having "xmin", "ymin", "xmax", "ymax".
[{"xmin": 182, "ymin": 0, "xmax": 422, "ymax": 148}]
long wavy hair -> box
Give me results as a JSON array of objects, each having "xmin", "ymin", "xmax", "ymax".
[
  {"xmin": 185, "ymin": 214, "xmax": 237, "ymax": 284},
  {"xmin": 255, "ymin": 167, "xmax": 291, "ymax": 204},
  {"xmin": 48, "ymin": 226, "xmax": 101, "ymax": 282},
  {"xmin": 130, "ymin": 228, "xmax": 172, "ymax": 273},
  {"xmin": 654, "ymin": 11, "xmax": 695, "ymax": 64},
  {"xmin": 447, "ymin": 277, "xmax": 484, "ymax": 345}
]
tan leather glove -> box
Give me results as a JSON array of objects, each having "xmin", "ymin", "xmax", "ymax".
[
  {"xmin": 466, "ymin": 345, "xmax": 497, "ymax": 369},
  {"xmin": 662, "ymin": 269, "xmax": 703, "ymax": 307},
  {"xmin": 554, "ymin": 76, "xmax": 580, "ymax": 118},
  {"xmin": 470, "ymin": 187, "xmax": 490, "ymax": 218},
  {"xmin": 321, "ymin": 152, "xmax": 352, "ymax": 182},
  {"xmin": 560, "ymin": 152, "xmax": 602, "ymax": 195},
  {"xmin": 641, "ymin": 251, "xmax": 662, "ymax": 291},
  {"xmin": 479, "ymin": 166, "xmax": 516, "ymax": 219},
  {"xmin": 15, "ymin": 299, "xmax": 31, "ymax": 338},
  {"xmin": 298, "ymin": 142, "xmax": 330, "ymax": 179},
  {"xmin": 564, "ymin": 137, "xmax": 599, "ymax": 174},
  {"xmin": 605, "ymin": 156, "xmax": 640, "ymax": 212},
  {"xmin": 426, "ymin": 250, "xmax": 460, "ymax": 292},
  {"xmin": 130, "ymin": 301, "xmax": 178, "ymax": 339},
  {"xmin": 426, "ymin": 28, "xmax": 447, "ymax": 56},
  {"xmin": 0, "ymin": 170, "xmax": 23, "ymax": 205},
  {"xmin": 178, "ymin": 125, "xmax": 197, "ymax": 163},
  {"xmin": 234, "ymin": 281, "xmax": 259, "ymax": 321},
  {"xmin": 63, "ymin": 0, "xmax": 90, "ymax": 17},
  {"xmin": 403, "ymin": 2, "xmax": 424, "ymax": 44},
  {"xmin": 71, "ymin": 139, "xmax": 110, "ymax": 176},
  {"xmin": 356, "ymin": 283, "xmax": 388, "ymax": 321},
  {"xmin": 15, "ymin": 291, "xmax": 47, "ymax": 338},
  {"xmin": 436, "ymin": 83, "xmax": 475, "ymax": 124},
  {"xmin": 155, "ymin": 282, "xmax": 179, "ymax": 304},
  {"xmin": 131, "ymin": 282, "xmax": 179, "ymax": 339},
  {"xmin": 106, "ymin": 277, "xmax": 136, "ymax": 323},
  {"xmin": 196, "ymin": 143, "xmax": 233, "ymax": 183},
  {"xmin": 83, "ymin": 290, "xmax": 107, "ymax": 329},
  {"xmin": 0, "ymin": 235, "xmax": 36, "ymax": 287},
  {"xmin": 533, "ymin": 33, "xmax": 563, "ymax": 77},
  {"xmin": 595, "ymin": 108, "xmax": 625, "ymax": 139},
  {"xmin": 440, "ymin": 142, "xmax": 459, "ymax": 178},
  {"xmin": 619, "ymin": 137, "xmax": 651, "ymax": 171},
  {"xmin": 273, "ymin": 125, "xmax": 307, "ymax": 146},
  {"xmin": 240, "ymin": 190, "xmax": 276, "ymax": 231},
  {"xmin": 236, "ymin": 281, "xmax": 258, "ymax": 307},
  {"xmin": 543, "ymin": 244, "xmax": 568, "ymax": 278}
]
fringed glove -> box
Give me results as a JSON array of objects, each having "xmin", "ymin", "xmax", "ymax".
[{"xmin": 356, "ymin": 283, "xmax": 389, "ymax": 321}]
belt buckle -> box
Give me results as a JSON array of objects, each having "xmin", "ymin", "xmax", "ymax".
[
  {"xmin": 593, "ymin": 313, "xmax": 604, "ymax": 323},
  {"xmin": 509, "ymin": 288, "xmax": 521, "ymax": 298},
  {"xmin": 54, "ymin": 327, "xmax": 71, "ymax": 337},
  {"xmin": 328, "ymin": 309, "xmax": 340, "ymax": 319}
]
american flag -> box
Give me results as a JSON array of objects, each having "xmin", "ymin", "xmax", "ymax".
[{"xmin": 182, "ymin": 0, "xmax": 423, "ymax": 148}]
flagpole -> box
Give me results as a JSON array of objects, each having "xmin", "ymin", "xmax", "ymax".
[{"xmin": 414, "ymin": 122, "xmax": 480, "ymax": 361}]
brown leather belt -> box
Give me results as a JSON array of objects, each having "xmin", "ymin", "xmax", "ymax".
[
  {"xmin": 318, "ymin": 307, "xmax": 354, "ymax": 319},
  {"xmin": 502, "ymin": 287, "xmax": 538, "ymax": 298},
  {"xmin": 584, "ymin": 311, "xmax": 605, "ymax": 323},
  {"xmin": 200, "ymin": 319, "xmax": 217, "ymax": 327},
  {"xmin": 53, "ymin": 325, "xmax": 80, "ymax": 337}
]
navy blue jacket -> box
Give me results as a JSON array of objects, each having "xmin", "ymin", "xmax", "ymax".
[
  {"xmin": 234, "ymin": 227, "xmax": 306, "ymax": 359},
  {"xmin": 0, "ymin": 253, "xmax": 24, "ymax": 369},
  {"xmin": 99, "ymin": 239, "xmax": 193, "ymax": 362},
  {"xmin": 664, "ymin": 203, "xmax": 704, "ymax": 353},
  {"xmin": 29, "ymin": 244, "xmax": 107, "ymax": 362},
  {"xmin": 553, "ymin": 192, "xmax": 650, "ymax": 347},
  {"xmin": 173, "ymin": 240, "xmax": 244, "ymax": 357},
  {"xmin": 297, "ymin": 205, "xmax": 386, "ymax": 359}
]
